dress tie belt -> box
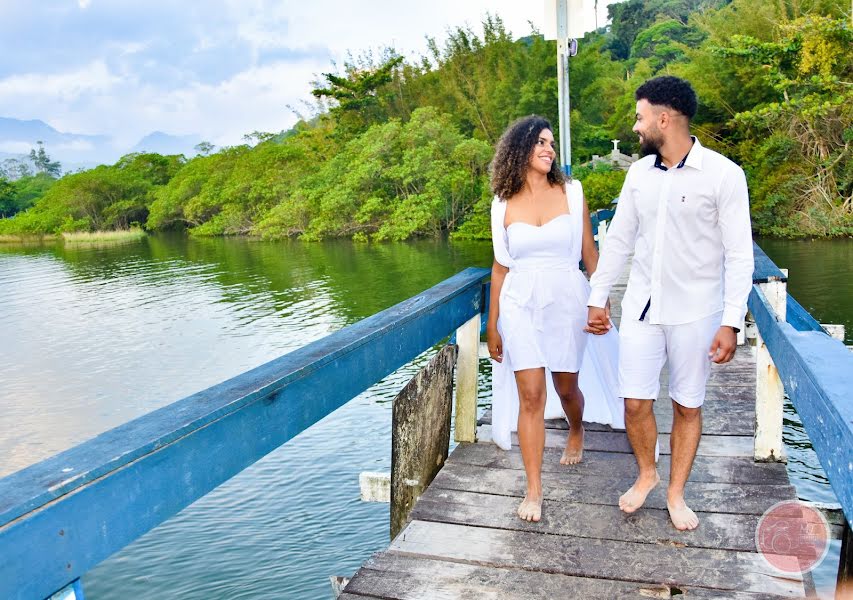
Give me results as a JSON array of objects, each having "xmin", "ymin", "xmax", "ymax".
[{"xmin": 503, "ymin": 265, "xmax": 584, "ymax": 332}]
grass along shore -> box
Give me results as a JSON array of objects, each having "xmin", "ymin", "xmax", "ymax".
[{"xmin": 61, "ymin": 229, "xmax": 146, "ymax": 244}]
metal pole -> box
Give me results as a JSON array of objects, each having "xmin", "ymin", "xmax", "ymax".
[{"xmin": 556, "ymin": 0, "xmax": 572, "ymax": 175}]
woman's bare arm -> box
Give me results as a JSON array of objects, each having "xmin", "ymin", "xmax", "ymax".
[{"xmin": 487, "ymin": 259, "xmax": 509, "ymax": 362}]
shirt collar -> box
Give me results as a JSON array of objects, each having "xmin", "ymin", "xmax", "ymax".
[{"xmin": 651, "ymin": 136, "xmax": 703, "ymax": 171}]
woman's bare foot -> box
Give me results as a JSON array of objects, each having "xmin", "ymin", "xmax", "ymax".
[
  {"xmin": 618, "ymin": 471, "xmax": 660, "ymax": 513},
  {"xmin": 517, "ymin": 495, "xmax": 542, "ymax": 522},
  {"xmin": 560, "ymin": 426, "xmax": 584, "ymax": 465},
  {"xmin": 667, "ymin": 497, "xmax": 699, "ymax": 530}
]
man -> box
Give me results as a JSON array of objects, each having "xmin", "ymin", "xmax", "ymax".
[{"xmin": 585, "ymin": 76, "xmax": 753, "ymax": 531}]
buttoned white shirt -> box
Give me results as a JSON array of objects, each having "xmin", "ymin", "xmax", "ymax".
[{"xmin": 588, "ymin": 137, "xmax": 754, "ymax": 328}]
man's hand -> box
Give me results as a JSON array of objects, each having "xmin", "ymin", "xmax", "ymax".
[
  {"xmin": 487, "ymin": 326, "xmax": 503, "ymax": 362},
  {"xmin": 585, "ymin": 302, "xmax": 611, "ymax": 335},
  {"xmin": 708, "ymin": 326, "xmax": 737, "ymax": 364}
]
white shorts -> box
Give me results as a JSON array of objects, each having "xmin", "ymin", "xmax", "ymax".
[{"xmin": 618, "ymin": 312, "xmax": 722, "ymax": 408}]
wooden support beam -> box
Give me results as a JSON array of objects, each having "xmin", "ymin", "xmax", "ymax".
[
  {"xmin": 754, "ymin": 279, "xmax": 786, "ymax": 463},
  {"xmin": 838, "ymin": 519, "xmax": 853, "ymax": 600},
  {"xmin": 391, "ymin": 344, "xmax": 456, "ymax": 539},
  {"xmin": 454, "ymin": 314, "xmax": 480, "ymax": 443}
]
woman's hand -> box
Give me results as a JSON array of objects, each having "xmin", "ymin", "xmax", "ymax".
[{"xmin": 487, "ymin": 326, "xmax": 503, "ymax": 362}]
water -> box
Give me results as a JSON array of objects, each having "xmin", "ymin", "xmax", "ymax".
[{"xmin": 0, "ymin": 234, "xmax": 848, "ymax": 598}]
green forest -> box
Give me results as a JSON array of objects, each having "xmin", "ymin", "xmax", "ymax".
[{"xmin": 1, "ymin": 0, "xmax": 850, "ymax": 239}]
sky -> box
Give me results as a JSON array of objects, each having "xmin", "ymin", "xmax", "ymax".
[{"xmin": 0, "ymin": 1, "xmax": 615, "ymax": 148}]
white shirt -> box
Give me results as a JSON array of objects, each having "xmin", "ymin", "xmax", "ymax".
[{"xmin": 588, "ymin": 137, "xmax": 754, "ymax": 328}]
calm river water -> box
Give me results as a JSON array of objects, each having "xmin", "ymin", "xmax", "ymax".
[{"xmin": 0, "ymin": 234, "xmax": 848, "ymax": 598}]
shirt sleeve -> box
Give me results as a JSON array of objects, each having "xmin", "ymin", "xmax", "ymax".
[
  {"xmin": 718, "ymin": 165, "xmax": 754, "ymax": 328},
  {"xmin": 491, "ymin": 197, "xmax": 513, "ymax": 268},
  {"xmin": 587, "ymin": 168, "xmax": 639, "ymax": 308}
]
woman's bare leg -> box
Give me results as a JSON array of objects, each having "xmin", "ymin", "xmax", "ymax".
[
  {"xmin": 514, "ymin": 367, "xmax": 547, "ymax": 522},
  {"xmin": 553, "ymin": 371, "xmax": 584, "ymax": 464}
]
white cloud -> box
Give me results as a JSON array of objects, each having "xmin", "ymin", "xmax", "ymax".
[
  {"xmin": 78, "ymin": 0, "xmax": 92, "ymax": 9},
  {"xmin": 0, "ymin": 141, "xmax": 32, "ymax": 153},
  {"xmin": 0, "ymin": 60, "xmax": 120, "ymax": 105},
  {"xmin": 56, "ymin": 139, "xmax": 95, "ymax": 151}
]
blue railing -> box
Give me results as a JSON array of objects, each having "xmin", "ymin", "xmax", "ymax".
[
  {"xmin": 0, "ymin": 267, "xmax": 489, "ymax": 600},
  {"xmin": 749, "ymin": 243, "xmax": 853, "ymax": 526}
]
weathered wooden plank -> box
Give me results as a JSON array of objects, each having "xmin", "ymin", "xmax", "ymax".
[
  {"xmin": 391, "ymin": 345, "xmax": 456, "ymax": 538},
  {"xmin": 0, "ymin": 268, "xmax": 489, "ymax": 600},
  {"xmin": 448, "ymin": 443, "xmax": 789, "ymax": 485},
  {"xmin": 430, "ymin": 461, "xmax": 797, "ymax": 516},
  {"xmin": 389, "ymin": 520, "xmax": 805, "ymax": 597},
  {"xmin": 345, "ymin": 552, "xmax": 794, "ymax": 599},
  {"xmin": 453, "ymin": 315, "xmax": 479, "ymax": 443},
  {"xmin": 411, "ymin": 487, "xmax": 761, "ymax": 552},
  {"xmin": 752, "ymin": 242, "xmax": 788, "ymax": 283},
  {"xmin": 477, "ymin": 425, "xmax": 754, "ymax": 457}
]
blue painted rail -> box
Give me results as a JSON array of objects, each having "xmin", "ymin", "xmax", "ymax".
[
  {"xmin": 0, "ymin": 267, "xmax": 489, "ymax": 600},
  {"xmin": 748, "ymin": 248, "xmax": 853, "ymax": 526}
]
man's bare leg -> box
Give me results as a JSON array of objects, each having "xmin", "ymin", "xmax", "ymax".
[
  {"xmin": 619, "ymin": 398, "xmax": 660, "ymax": 513},
  {"xmin": 552, "ymin": 371, "xmax": 584, "ymax": 464},
  {"xmin": 515, "ymin": 368, "xmax": 547, "ymax": 522},
  {"xmin": 667, "ymin": 400, "xmax": 702, "ymax": 530}
]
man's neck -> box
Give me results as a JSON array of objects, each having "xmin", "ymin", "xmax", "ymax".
[{"xmin": 658, "ymin": 134, "xmax": 694, "ymax": 169}]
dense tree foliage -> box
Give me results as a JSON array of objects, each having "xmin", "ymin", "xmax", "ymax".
[{"xmin": 1, "ymin": 0, "xmax": 849, "ymax": 239}]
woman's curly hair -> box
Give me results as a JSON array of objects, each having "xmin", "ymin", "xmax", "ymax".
[{"xmin": 490, "ymin": 115, "xmax": 565, "ymax": 201}]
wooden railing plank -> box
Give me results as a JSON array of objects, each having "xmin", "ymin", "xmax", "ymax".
[
  {"xmin": 0, "ymin": 267, "xmax": 488, "ymax": 600},
  {"xmin": 748, "ymin": 284, "xmax": 853, "ymax": 524}
]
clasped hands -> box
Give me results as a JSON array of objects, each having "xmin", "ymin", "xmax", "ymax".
[{"xmin": 585, "ymin": 300, "xmax": 612, "ymax": 335}]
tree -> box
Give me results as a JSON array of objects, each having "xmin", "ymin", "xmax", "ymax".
[
  {"xmin": 311, "ymin": 52, "xmax": 405, "ymax": 136},
  {"xmin": 0, "ymin": 158, "xmax": 33, "ymax": 181},
  {"xmin": 28, "ymin": 141, "xmax": 62, "ymax": 177},
  {"xmin": 0, "ymin": 178, "xmax": 15, "ymax": 217},
  {"xmin": 194, "ymin": 141, "xmax": 215, "ymax": 156}
]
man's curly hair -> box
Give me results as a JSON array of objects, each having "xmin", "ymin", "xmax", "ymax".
[
  {"xmin": 490, "ymin": 115, "xmax": 565, "ymax": 201},
  {"xmin": 635, "ymin": 76, "xmax": 697, "ymax": 120}
]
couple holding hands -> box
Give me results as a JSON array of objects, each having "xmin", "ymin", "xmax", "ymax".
[{"xmin": 486, "ymin": 76, "xmax": 754, "ymax": 531}]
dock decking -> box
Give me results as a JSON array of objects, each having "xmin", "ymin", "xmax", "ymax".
[{"xmin": 343, "ymin": 279, "xmax": 810, "ymax": 599}]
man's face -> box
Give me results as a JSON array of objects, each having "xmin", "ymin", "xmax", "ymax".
[{"xmin": 632, "ymin": 99, "xmax": 664, "ymax": 157}]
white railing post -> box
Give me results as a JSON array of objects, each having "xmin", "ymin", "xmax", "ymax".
[
  {"xmin": 597, "ymin": 219, "xmax": 608, "ymax": 249},
  {"xmin": 753, "ymin": 278, "xmax": 787, "ymax": 462},
  {"xmin": 454, "ymin": 314, "xmax": 480, "ymax": 443}
]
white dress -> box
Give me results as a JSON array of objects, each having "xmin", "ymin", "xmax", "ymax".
[{"xmin": 490, "ymin": 180, "xmax": 624, "ymax": 451}]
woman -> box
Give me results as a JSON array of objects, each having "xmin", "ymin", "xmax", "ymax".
[{"xmin": 487, "ymin": 115, "xmax": 622, "ymax": 523}]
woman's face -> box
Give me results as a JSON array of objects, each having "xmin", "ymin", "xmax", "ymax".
[{"xmin": 527, "ymin": 128, "xmax": 556, "ymax": 176}]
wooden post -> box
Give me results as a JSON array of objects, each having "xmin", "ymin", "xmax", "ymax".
[
  {"xmin": 454, "ymin": 314, "xmax": 480, "ymax": 443},
  {"xmin": 838, "ymin": 518, "xmax": 853, "ymax": 600},
  {"xmin": 391, "ymin": 344, "xmax": 457, "ymax": 539},
  {"xmin": 754, "ymin": 279, "xmax": 787, "ymax": 462},
  {"xmin": 596, "ymin": 219, "xmax": 607, "ymax": 249}
]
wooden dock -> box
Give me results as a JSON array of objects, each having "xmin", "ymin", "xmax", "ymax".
[{"xmin": 342, "ymin": 278, "xmax": 811, "ymax": 599}]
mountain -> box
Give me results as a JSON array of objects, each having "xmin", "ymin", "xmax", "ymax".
[
  {"xmin": 130, "ymin": 131, "xmax": 201, "ymax": 156},
  {"xmin": 0, "ymin": 117, "xmax": 201, "ymax": 174},
  {"xmin": 0, "ymin": 117, "xmax": 113, "ymax": 167}
]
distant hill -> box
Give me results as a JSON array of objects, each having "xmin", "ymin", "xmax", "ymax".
[
  {"xmin": 130, "ymin": 131, "xmax": 201, "ymax": 157},
  {"xmin": 0, "ymin": 117, "xmax": 201, "ymax": 173}
]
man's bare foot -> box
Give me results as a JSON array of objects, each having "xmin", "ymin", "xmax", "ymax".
[
  {"xmin": 618, "ymin": 471, "xmax": 660, "ymax": 514},
  {"xmin": 517, "ymin": 495, "xmax": 542, "ymax": 522},
  {"xmin": 667, "ymin": 497, "xmax": 699, "ymax": 530},
  {"xmin": 560, "ymin": 427, "xmax": 584, "ymax": 465}
]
